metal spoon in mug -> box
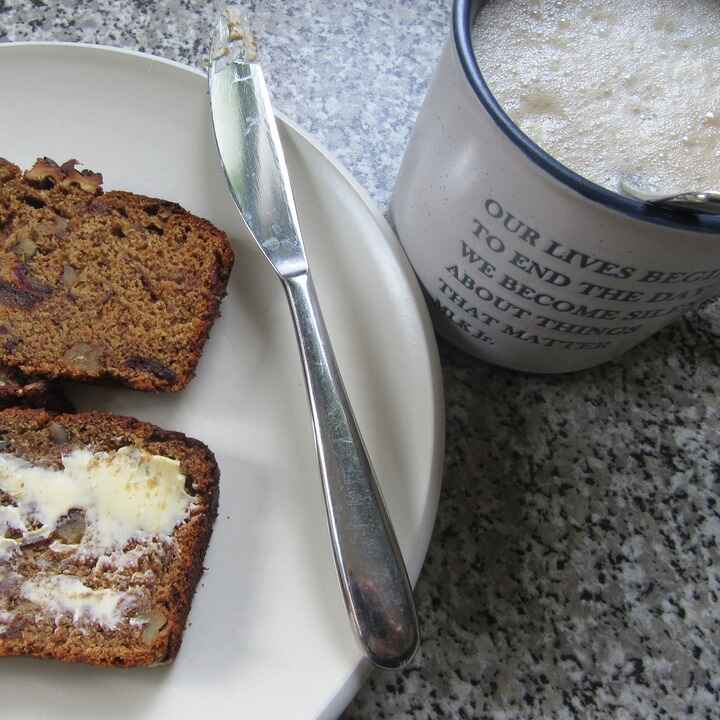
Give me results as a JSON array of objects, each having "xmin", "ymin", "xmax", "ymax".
[
  {"xmin": 208, "ymin": 9, "xmax": 419, "ymax": 669},
  {"xmin": 619, "ymin": 176, "xmax": 720, "ymax": 215}
]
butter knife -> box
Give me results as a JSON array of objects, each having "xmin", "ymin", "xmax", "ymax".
[{"xmin": 208, "ymin": 16, "xmax": 419, "ymax": 669}]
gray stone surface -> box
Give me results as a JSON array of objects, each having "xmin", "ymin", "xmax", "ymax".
[{"xmin": 3, "ymin": 1, "xmax": 720, "ymax": 718}]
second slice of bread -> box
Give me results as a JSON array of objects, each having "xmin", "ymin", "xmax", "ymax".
[{"xmin": 0, "ymin": 408, "xmax": 219, "ymax": 667}]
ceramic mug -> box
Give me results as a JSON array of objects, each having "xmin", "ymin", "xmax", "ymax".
[{"xmin": 391, "ymin": 0, "xmax": 720, "ymax": 373}]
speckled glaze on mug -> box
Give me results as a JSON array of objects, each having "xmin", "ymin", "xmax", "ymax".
[{"xmin": 391, "ymin": 0, "xmax": 720, "ymax": 373}]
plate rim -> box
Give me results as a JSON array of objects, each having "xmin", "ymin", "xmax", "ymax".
[{"xmin": 0, "ymin": 40, "xmax": 446, "ymax": 719}]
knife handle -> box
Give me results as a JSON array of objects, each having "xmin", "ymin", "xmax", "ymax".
[{"xmin": 282, "ymin": 271, "xmax": 419, "ymax": 669}]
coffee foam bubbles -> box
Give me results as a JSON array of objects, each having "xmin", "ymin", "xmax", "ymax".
[{"xmin": 472, "ymin": 0, "xmax": 720, "ymax": 193}]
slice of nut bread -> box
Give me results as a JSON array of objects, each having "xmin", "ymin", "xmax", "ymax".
[
  {"xmin": 0, "ymin": 157, "xmax": 234, "ymax": 392},
  {"xmin": 0, "ymin": 408, "xmax": 218, "ymax": 667}
]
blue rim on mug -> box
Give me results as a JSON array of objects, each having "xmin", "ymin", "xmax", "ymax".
[{"xmin": 453, "ymin": 0, "xmax": 720, "ymax": 234}]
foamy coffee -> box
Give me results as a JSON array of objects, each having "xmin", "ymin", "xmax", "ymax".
[{"xmin": 472, "ymin": 0, "xmax": 720, "ymax": 193}]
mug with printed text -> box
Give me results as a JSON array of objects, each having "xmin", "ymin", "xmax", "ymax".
[{"xmin": 391, "ymin": 0, "xmax": 720, "ymax": 373}]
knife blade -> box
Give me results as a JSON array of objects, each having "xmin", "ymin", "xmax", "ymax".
[{"xmin": 209, "ymin": 26, "xmax": 308, "ymax": 277}]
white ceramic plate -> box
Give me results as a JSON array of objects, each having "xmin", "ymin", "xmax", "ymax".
[{"xmin": 0, "ymin": 43, "xmax": 443, "ymax": 719}]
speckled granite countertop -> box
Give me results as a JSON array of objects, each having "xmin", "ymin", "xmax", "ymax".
[{"xmin": 3, "ymin": 1, "xmax": 720, "ymax": 717}]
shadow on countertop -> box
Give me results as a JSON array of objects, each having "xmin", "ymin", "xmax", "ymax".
[{"xmin": 344, "ymin": 301, "xmax": 720, "ymax": 719}]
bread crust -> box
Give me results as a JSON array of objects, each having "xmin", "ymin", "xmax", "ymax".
[{"xmin": 0, "ymin": 365, "xmax": 70, "ymax": 411}]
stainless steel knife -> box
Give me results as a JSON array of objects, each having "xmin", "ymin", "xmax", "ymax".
[{"xmin": 208, "ymin": 15, "xmax": 419, "ymax": 669}]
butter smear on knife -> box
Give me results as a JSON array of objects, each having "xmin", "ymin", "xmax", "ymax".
[{"xmin": 211, "ymin": 6, "xmax": 258, "ymax": 63}]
